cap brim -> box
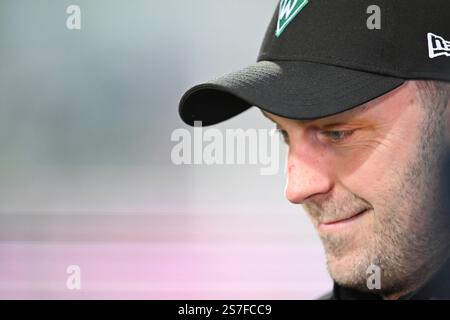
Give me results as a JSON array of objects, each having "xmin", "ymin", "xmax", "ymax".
[{"xmin": 179, "ymin": 60, "xmax": 405, "ymax": 126}]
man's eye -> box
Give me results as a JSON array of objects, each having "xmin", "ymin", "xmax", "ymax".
[
  {"xmin": 321, "ymin": 130, "xmax": 355, "ymax": 143},
  {"xmin": 276, "ymin": 128, "xmax": 289, "ymax": 144}
]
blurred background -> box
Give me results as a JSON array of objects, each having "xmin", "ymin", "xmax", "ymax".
[{"xmin": 0, "ymin": 0, "xmax": 331, "ymax": 299}]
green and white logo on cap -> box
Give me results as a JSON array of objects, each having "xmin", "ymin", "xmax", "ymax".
[{"xmin": 276, "ymin": 0, "xmax": 309, "ymax": 38}]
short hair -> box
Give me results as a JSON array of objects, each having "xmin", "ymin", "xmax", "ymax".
[{"xmin": 416, "ymin": 80, "xmax": 450, "ymax": 113}]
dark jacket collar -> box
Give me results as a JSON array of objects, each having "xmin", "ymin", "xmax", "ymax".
[{"xmin": 324, "ymin": 258, "xmax": 450, "ymax": 300}]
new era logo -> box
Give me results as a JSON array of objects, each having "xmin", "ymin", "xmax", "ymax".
[
  {"xmin": 428, "ymin": 32, "xmax": 450, "ymax": 59},
  {"xmin": 276, "ymin": 0, "xmax": 309, "ymax": 38}
]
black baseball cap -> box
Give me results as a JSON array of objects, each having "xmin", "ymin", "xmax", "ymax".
[{"xmin": 179, "ymin": 0, "xmax": 450, "ymax": 126}]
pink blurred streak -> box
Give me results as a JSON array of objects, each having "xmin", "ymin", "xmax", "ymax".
[{"xmin": 0, "ymin": 241, "xmax": 331, "ymax": 299}]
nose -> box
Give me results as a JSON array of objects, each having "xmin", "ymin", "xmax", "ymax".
[{"xmin": 285, "ymin": 140, "xmax": 334, "ymax": 204}]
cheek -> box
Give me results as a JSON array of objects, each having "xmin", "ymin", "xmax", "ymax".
[
  {"xmin": 338, "ymin": 101, "xmax": 424, "ymax": 191},
  {"xmin": 338, "ymin": 133, "xmax": 419, "ymax": 205}
]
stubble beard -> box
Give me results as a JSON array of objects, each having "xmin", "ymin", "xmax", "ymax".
[{"xmin": 304, "ymin": 103, "xmax": 450, "ymax": 297}]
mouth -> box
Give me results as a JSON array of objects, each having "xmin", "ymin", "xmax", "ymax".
[{"xmin": 318, "ymin": 208, "xmax": 371, "ymax": 232}]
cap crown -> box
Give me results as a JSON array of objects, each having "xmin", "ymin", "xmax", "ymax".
[{"xmin": 258, "ymin": 0, "xmax": 450, "ymax": 81}]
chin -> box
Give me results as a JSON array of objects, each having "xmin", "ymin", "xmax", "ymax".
[{"xmin": 325, "ymin": 250, "xmax": 372, "ymax": 290}]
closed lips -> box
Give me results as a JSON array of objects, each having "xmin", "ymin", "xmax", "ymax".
[{"xmin": 321, "ymin": 208, "xmax": 370, "ymax": 225}]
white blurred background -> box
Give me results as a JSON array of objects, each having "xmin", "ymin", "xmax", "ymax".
[{"xmin": 0, "ymin": 0, "xmax": 331, "ymax": 299}]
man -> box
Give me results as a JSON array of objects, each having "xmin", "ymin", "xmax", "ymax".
[{"xmin": 178, "ymin": 0, "xmax": 450, "ymax": 299}]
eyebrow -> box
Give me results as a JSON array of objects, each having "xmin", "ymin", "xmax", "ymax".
[{"xmin": 260, "ymin": 110, "xmax": 278, "ymax": 125}]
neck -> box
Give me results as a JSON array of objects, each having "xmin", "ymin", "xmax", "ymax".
[{"xmin": 383, "ymin": 248, "xmax": 450, "ymax": 300}]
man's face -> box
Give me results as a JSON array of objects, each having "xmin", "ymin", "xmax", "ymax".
[{"xmin": 263, "ymin": 81, "xmax": 450, "ymax": 297}]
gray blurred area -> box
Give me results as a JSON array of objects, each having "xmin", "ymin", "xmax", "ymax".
[
  {"xmin": 0, "ymin": 0, "xmax": 285, "ymax": 214},
  {"xmin": 0, "ymin": 0, "xmax": 330, "ymax": 299}
]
